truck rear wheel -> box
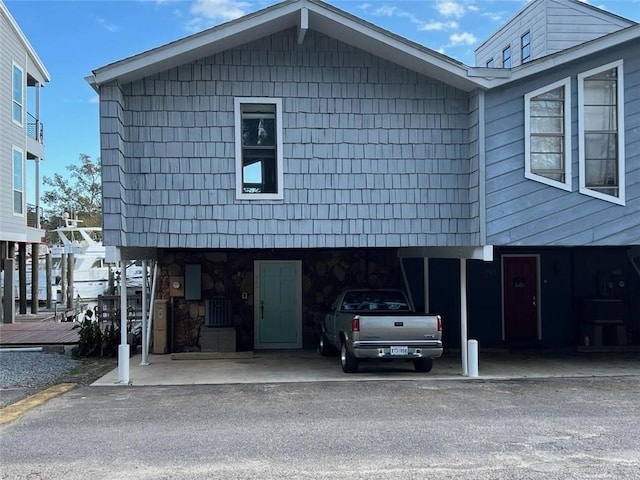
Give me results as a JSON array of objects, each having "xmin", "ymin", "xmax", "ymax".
[
  {"xmin": 319, "ymin": 332, "xmax": 336, "ymax": 356},
  {"xmin": 341, "ymin": 341, "xmax": 359, "ymax": 373},
  {"xmin": 414, "ymin": 358, "xmax": 433, "ymax": 373}
]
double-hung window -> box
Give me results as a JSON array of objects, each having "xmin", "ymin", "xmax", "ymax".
[
  {"xmin": 524, "ymin": 78, "xmax": 571, "ymax": 191},
  {"xmin": 502, "ymin": 46, "xmax": 511, "ymax": 68},
  {"xmin": 578, "ymin": 60, "xmax": 625, "ymax": 205},
  {"xmin": 12, "ymin": 64, "xmax": 24, "ymax": 125},
  {"xmin": 13, "ymin": 147, "xmax": 24, "ymax": 215},
  {"xmin": 521, "ymin": 32, "xmax": 531, "ymax": 63},
  {"xmin": 234, "ymin": 98, "xmax": 283, "ymax": 200}
]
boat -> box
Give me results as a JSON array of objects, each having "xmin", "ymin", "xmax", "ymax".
[{"xmin": 2, "ymin": 214, "xmax": 144, "ymax": 303}]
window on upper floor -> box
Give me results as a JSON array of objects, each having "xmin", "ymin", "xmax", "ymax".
[
  {"xmin": 524, "ymin": 78, "xmax": 572, "ymax": 191},
  {"xmin": 578, "ymin": 60, "xmax": 625, "ymax": 205},
  {"xmin": 486, "ymin": 58, "xmax": 495, "ymax": 68},
  {"xmin": 235, "ymin": 98, "xmax": 283, "ymax": 200},
  {"xmin": 521, "ymin": 32, "xmax": 531, "ymax": 63},
  {"xmin": 13, "ymin": 147, "xmax": 24, "ymax": 215},
  {"xmin": 502, "ymin": 46, "xmax": 511, "ymax": 68},
  {"xmin": 12, "ymin": 64, "xmax": 24, "ymax": 126}
]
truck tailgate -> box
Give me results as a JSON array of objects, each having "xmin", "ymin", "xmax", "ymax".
[{"xmin": 356, "ymin": 313, "xmax": 438, "ymax": 341}]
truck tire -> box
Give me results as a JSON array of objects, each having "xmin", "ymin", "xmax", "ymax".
[
  {"xmin": 414, "ymin": 358, "xmax": 433, "ymax": 373},
  {"xmin": 341, "ymin": 341, "xmax": 359, "ymax": 373},
  {"xmin": 319, "ymin": 332, "xmax": 336, "ymax": 356}
]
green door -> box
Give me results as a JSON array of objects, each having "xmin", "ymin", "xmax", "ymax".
[{"xmin": 256, "ymin": 261, "xmax": 300, "ymax": 348}]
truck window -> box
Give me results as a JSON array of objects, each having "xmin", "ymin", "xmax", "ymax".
[{"xmin": 341, "ymin": 291, "xmax": 410, "ymax": 311}]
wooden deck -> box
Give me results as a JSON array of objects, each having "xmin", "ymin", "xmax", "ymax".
[{"xmin": 0, "ymin": 321, "xmax": 79, "ymax": 346}]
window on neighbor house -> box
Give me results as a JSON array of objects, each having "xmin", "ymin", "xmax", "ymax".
[
  {"xmin": 502, "ymin": 46, "xmax": 511, "ymax": 68},
  {"xmin": 521, "ymin": 32, "xmax": 531, "ymax": 63},
  {"xmin": 13, "ymin": 147, "xmax": 24, "ymax": 215},
  {"xmin": 486, "ymin": 58, "xmax": 495, "ymax": 68},
  {"xmin": 524, "ymin": 78, "xmax": 572, "ymax": 191},
  {"xmin": 235, "ymin": 98, "xmax": 283, "ymax": 199},
  {"xmin": 12, "ymin": 64, "xmax": 24, "ymax": 125},
  {"xmin": 578, "ymin": 60, "xmax": 625, "ymax": 205}
]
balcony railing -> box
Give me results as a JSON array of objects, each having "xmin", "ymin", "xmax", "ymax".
[
  {"xmin": 26, "ymin": 203, "xmax": 42, "ymax": 229},
  {"xmin": 26, "ymin": 112, "xmax": 43, "ymax": 143}
]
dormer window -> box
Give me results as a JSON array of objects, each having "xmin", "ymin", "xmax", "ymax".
[{"xmin": 502, "ymin": 46, "xmax": 511, "ymax": 68}]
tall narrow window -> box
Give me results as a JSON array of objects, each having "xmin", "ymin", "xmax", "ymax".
[
  {"xmin": 521, "ymin": 32, "xmax": 531, "ymax": 63},
  {"xmin": 502, "ymin": 46, "xmax": 511, "ymax": 68},
  {"xmin": 13, "ymin": 147, "xmax": 24, "ymax": 215},
  {"xmin": 486, "ymin": 58, "xmax": 495, "ymax": 68},
  {"xmin": 235, "ymin": 98, "xmax": 283, "ymax": 199},
  {"xmin": 12, "ymin": 64, "xmax": 24, "ymax": 125},
  {"xmin": 578, "ymin": 60, "xmax": 625, "ymax": 205},
  {"xmin": 524, "ymin": 78, "xmax": 571, "ymax": 191}
]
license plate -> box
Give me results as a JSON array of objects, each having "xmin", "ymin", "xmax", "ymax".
[{"xmin": 390, "ymin": 346, "xmax": 408, "ymax": 355}]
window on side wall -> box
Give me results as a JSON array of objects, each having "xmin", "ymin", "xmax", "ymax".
[
  {"xmin": 13, "ymin": 147, "xmax": 24, "ymax": 215},
  {"xmin": 521, "ymin": 32, "xmax": 531, "ymax": 63},
  {"xmin": 578, "ymin": 60, "xmax": 625, "ymax": 205},
  {"xmin": 502, "ymin": 46, "xmax": 511, "ymax": 68},
  {"xmin": 234, "ymin": 98, "xmax": 283, "ymax": 200},
  {"xmin": 12, "ymin": 64, "xmax": 24, "ymax": 125},
  {"xmin": 524, "ymin": 77, "xmax": 571, "ymax": 191},
  {"xmin": 486, "ymin": 58, "xmax": 495, "ymax": 68}
]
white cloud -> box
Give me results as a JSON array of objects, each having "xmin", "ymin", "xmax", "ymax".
[
  {"xmin": 449, "ymin": 32, "xmax": 477, "ymax": 46},
  {"xmin": 482, "ymin": 11, "xmax": 507, "ymax": 22},
  {"xmin": 374, "ymin": 6, "xmax": 397, "ymax": 16},
  {"xmin": 96, "ymin": 18, "xmax": 119, "ymax": 32},
  {"xmin": 420, "ymin": 20, "xmax": 459, "ymax": 31},
  {"xmin": 436, "ymin": 0, "xmax": 465, "ymax": 18},
  {"xmin": 189, "ymin": 0, "xmax": 250, "ymax": 23}
]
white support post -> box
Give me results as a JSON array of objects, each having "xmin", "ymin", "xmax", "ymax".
[
  {"xmin": 145, "ymin": 261, "xmax": 159, "ymax": 361},
  {"xmin": 140, "ymin": 260, "xmax": 149, "ymax": 366},
  {"xmin": 118, "ymin": 261, "xmax": 129, "ymax": 383},
  {"xmin": 460, "ymin": 258, "xmax": 468, "ymax": 376}
]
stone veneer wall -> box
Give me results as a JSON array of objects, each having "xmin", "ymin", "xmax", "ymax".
[{"xmin": 156, "ymin": 248, "xmax": 404, "ymax": 351}]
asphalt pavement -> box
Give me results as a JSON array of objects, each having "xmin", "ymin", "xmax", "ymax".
[{"xmin": 1, "ymin": 376, "xmax": 640, "ymax": 479}]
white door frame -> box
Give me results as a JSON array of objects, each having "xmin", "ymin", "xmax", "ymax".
[{"xmin": 254, "ymin": 260, "xmax": 302, "ymax": 349}]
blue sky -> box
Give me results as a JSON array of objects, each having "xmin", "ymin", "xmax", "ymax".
[{"xmin": 5, "ymin": 0, "xmax": 639, "ymax": 195}]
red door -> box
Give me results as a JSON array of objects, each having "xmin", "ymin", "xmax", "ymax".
[{"xmin": 503, "ymin": 256, "xmax": 539, "ymax": 341}]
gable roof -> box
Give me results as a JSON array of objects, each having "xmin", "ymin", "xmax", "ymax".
[
  {"xmin": 475, "ymin": 0, "xmax": 636, "ymax": 53},
  {"xmin": 86, "ymin": 0, "xmax": 483, "ymax": 92},
  {"xmin": 0, "ymin": 0, "xmax": 50, "ymax": 83}
]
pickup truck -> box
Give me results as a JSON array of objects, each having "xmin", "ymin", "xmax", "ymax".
[{"xmin": 320, "ymin": 289, "xmax": 443, "ymax": 373}]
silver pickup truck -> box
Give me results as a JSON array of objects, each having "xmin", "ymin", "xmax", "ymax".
[{"xmin": 320, "ymin": 289, "xmax": 443, "ymax": 373}]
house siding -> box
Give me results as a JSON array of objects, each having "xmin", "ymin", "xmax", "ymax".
[
  {"xmin": 475, "ymin": 0, "xmax": 634, "ymax": 68},
  {"xmin": 0, "ymin": 9, "xmax": 27, "ymax": 241},
  {"xmin": 103, "ymin": 28, "xmax": 478, "ymax": 250},
  {"xmin": 485, "ymin": 39, "xmax": 640, "ymax": 246}
]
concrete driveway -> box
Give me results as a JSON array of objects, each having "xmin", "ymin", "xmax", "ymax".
[{"xmin": 92, "ymin": 349, "xmax": 640, "ymax": 386}]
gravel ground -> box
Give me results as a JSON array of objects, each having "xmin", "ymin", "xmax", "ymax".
[{"xmin": 0, "ymin": 350, "xmax": 117, "ymax": 408}]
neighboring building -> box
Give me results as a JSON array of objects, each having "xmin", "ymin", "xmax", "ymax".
[
  {"xmin": 0, "ymin": 0, "xmax": 49, "ymax": 321},
  {"xmin": 475, "ymin": 0, "xmax": 636, "ymax": 68},
  {"xmin": 87, "ymin": 0, "xmax": 639, "ymax": 368}
]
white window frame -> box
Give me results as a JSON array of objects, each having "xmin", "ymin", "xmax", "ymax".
[
  {"xmin": 524, "ymin": 77, "xmax": 572, "ymax": 191},
  {"xmin": 13, "ymin": 146, "xmax": 24, "ymax": 215},
  {"xmin": 578, "ymin": 60, "xmax": 625, "ymax": 206},
  {"xmin": 234, "ymin": 97, "xmax": 284, "ymax": 200},
  {"xmin": 12, "ymin": 63, "xmax": 24, "ymax": 126}
]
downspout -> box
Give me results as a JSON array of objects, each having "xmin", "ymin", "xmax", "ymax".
[
  {"xmin": 140, "ymin": 260, "xmax": 148, "ymax": 366},
  {"xmin": 478, "ymin": 90, "xmax": 487, "ymax": 246}
]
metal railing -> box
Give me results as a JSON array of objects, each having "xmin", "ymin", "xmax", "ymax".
[
  {"xmin": 26, "ymin": 203, "xmax": 42, "ymax": 228},
  {"xmin": 26, "ymin": 112, "xmax": 43, "ymax": 143}
]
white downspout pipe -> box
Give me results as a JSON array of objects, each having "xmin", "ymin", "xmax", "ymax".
[
  {"xmin": 117, "ymin": 261, "xmax": 129, "ymax": 383},
  {"xmin": 460, "ymin": 258, "xmax": 468, "ymax": 376},
  {"xmin": 143, "ymin": 261, "xmax": 158, "ymax": 364},
  {"xmin": 140, "ymin": 260, "xmax": 148, "ymax": 366}
]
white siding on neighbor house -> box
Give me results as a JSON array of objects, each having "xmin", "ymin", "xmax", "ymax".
[
  {"xmin": 100, "ymin": 28, "xmax": 478, "ymax": 250},
  {"xmin": 484, "ymin": 40, "xmax": 640, "ymax": 246},
  {"xmin": 475, "ymin": 0, "xmax": 634, "ymax": 68},
  {"xmin": 0, "ymin": 9, "xmax": 28, "ymax": 242}
]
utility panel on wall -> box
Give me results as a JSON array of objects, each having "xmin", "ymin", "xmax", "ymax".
[{"xmin": 185, "ymin": 264, "xmax": 202, "ymax": 300}]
